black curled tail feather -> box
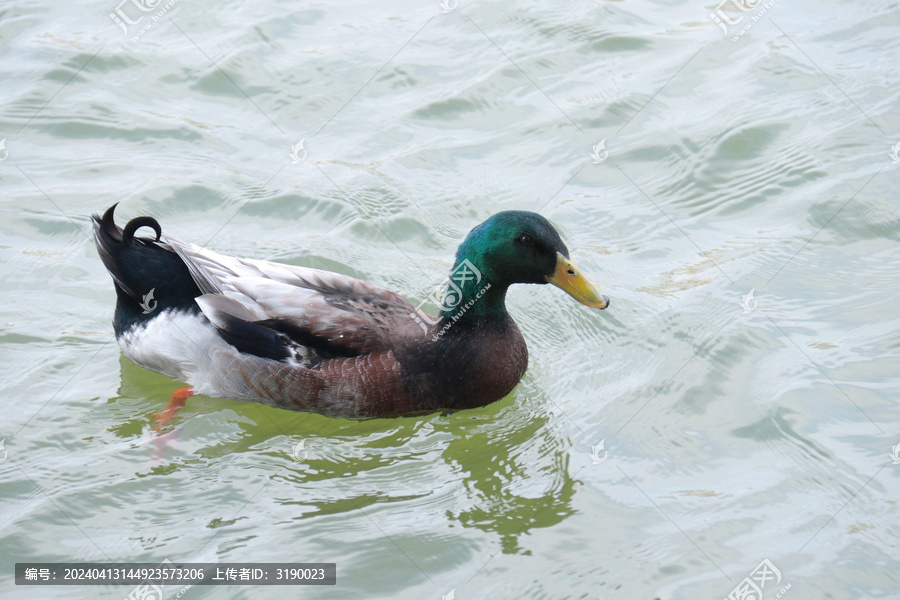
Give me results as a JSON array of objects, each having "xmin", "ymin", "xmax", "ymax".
[
  {"xmin": 92, "ymin": 204, "xmax": 202, "ymax": 334},
  {"xmin": 123, "ymin": 216, "xmax": 162, "ymax": 243},
  {"xmin": 93, "ymin": 203, "xmax": 166, "ymax": 300}
]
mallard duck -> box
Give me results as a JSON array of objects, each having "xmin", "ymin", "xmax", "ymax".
[{"xmin": 93, "ymin": 204, "xmax": 609, "ymax": 420}]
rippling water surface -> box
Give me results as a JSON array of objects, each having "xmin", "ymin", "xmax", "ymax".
[{"xmin": 1, "ymin": 0, "xmax": 899, "ymax": 598}]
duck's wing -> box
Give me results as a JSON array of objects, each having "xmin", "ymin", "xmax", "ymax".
[{"xmin": 163, "ymin": 236, "xmax": 429, "ymax": 365}]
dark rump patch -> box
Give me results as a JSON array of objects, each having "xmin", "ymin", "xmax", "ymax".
[
  {"xmin": 211, "ymin": 314, "xmax": 294, "ymax": 362},
  {"xmin": 257, "ymin": 318, "xmax": 363, "ymax": 359},
  {"xmin": 208, "ymin": 315, "xmax": 364, "ymax": 364}
]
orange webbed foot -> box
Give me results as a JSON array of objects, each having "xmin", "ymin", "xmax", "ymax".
[{"xmin": 153, "ymin": 386, "xmax": 193, "ymax": 431}]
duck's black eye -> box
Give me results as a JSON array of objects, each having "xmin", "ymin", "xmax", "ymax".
[{"xmin": 518, "ymin": 234, "xmax": 534, "ymax": 247}]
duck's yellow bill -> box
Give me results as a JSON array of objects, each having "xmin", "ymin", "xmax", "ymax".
[{"xmin": 546, "ymin": 252, "xmax": 610, "ymax": 309}]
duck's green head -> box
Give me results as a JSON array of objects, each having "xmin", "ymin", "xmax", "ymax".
[{"xmin": 450, "ymin": 210, "xmax": 609, "ymax": 315}]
